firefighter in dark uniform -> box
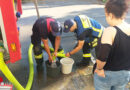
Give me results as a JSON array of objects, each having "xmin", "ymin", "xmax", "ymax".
[
  {"xmin": 64, "ymin": 15, "xmax": 104, "ymax": 67},
  {"xmin": 31, "ymin": 17, "xmax": 64, "ymax": 65}
]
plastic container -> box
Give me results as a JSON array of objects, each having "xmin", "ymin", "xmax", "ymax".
[
  {"xmin": 60, "ymin": 57, "xmax": 74, "ymax": 74},
  {"xmin": 46, "ymin": 60, "xmax": 61, "ymax": 78}
]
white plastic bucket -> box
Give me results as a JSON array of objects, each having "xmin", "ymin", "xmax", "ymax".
[{"xmin": 60, "ymin": 57, "xmax": 74, "ymax": 74}]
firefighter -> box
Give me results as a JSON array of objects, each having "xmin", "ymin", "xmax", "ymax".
[
  {"xmin": 64, "ymin": 15, "xmax": 104, "ymax": 67},
  {"xmin": 31, "ymin": 17, "xmax": 64, "ymax": 65}
]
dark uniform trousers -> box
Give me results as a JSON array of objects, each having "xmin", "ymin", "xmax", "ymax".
[
  {"xmin": 82, "ymin": 38, "xmax": 98, "ymax": 63},
  {"xmin": 31, "ymin": 33, "xmax": 64, "ymax": 65}
]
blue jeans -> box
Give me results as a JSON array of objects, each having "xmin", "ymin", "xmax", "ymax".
[{"xmin": 94, "ymin": 70, "xmax": 130, "ymax": 90}]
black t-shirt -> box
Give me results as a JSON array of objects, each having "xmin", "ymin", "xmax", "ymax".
[
  {"xmin": 32, "ymin": 17, "xmax": 55, "ymax": 39},
  {"xmin": 104, "ymin": 26, "xmax": 130, "ymax": 71},
  {"xmin": 93, "ymin": 26, "xmax": 130, "ymax": 71}
]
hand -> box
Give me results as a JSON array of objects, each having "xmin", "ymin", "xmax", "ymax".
[
  {"xmin": 65, "ymin": 52, "xmax": 70, "ymax": 57},
  {"xmin": 48, "ymin": 56, "xmax": 53, "ymax": 63},
  {"xmin": 95, "ymin": 69, "xmax": 105, "ymax": 78},
  {"xmin": 53, "ymin": 52, "xmax": 57, "ymax": 57}
]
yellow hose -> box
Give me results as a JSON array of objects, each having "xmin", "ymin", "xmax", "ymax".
[
  {"xmin": 0, "ymin": 44, "xmax": 34, "ymax": 90},
  {"xmin": 25, "ymin": 44, "xmax": 34, "ymax": 90},
  {"xmin": 0, "ymin": 44, "xmax": 65, "ymax": 90},
  {"xmin": 0, "ymin": 52, "xmax": 24, "ymax": 90},
  {"xmin": 41, "ymin": 44, "xmax": 66, "ymax": 58}
]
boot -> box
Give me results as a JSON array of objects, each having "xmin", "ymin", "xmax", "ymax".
[
  {"xmin": 33, "ymin": 45, "xmax": 43, "ymax": 65},
  {"xmin": 76, "ymin": 57, "xmax": 91, "ymax": 67},
  {"xmin": 36, "ymin": 64, "xmax": 43, "ymax": 72},
  {"xmin": 36, "ymin": 58, "xmax": 43, "ymax": 65}
]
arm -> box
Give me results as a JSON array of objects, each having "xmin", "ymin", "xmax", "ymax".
[
  {"xmin": 41, "ymin": 38, "xmax": 53, "ymax": 62},
  {"xmin": 66, "ymin": 30, "xmax": 90, "ymax": 57},
  {"xmin": 66, "ymin": 40, "xmax": 85, "ymax": 57},
  {"xmin": 96, "ymin": 60, "xmax": 106, "ymax": 70},
  {"xmin": 54, "ymin": 36, "xmax": 61, "ymax": 53}
]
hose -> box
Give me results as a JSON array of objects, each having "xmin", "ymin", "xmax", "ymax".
[
  {"xmin": 0, "ymin": 43, "xmax": 66, "ymax": 90},
  {"xmin": 25, "ymin": 44, "xmax": 34, "ymax": 90},
  {"xmin": 41, "ymin": 44, "xmax": 66, "ymax": 58},
  {"xmin": 0, "ymin": 52, "xmax": 24, "ymax": 90},
  {"xmin": 0, "ymin": 44, "xmax": 34, "ymax": 90}
]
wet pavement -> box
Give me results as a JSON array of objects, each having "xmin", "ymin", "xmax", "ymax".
[{"xmin": 0, "ymin": 0, "xmax": 130, "ymax": 90}]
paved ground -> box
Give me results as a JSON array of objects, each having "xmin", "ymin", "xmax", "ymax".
[{"xmin": 0, "ymin": 0, "xmax": 130, "ymax": 90}]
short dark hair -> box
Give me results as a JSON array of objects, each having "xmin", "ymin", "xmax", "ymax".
[{"xmin": 105, "ymin": 0, "xmax": 128, "ymax": 18}]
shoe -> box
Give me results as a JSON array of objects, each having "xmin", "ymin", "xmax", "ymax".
[{"xmin": 76, "ymin": 58, "xmax": 90, "ymax": 67}]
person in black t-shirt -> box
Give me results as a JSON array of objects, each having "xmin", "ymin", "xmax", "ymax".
[
  {"xmin": 94, "ymin": 0, "xmax": 130, "ymax": 90},
  {"xmin": 31, "ymin": 17, "xmax": 63, "ymax": 65}
]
